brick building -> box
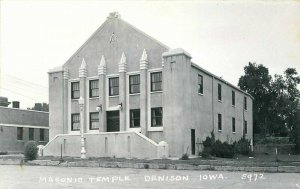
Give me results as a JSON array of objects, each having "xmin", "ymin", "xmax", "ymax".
[{"xmin": 0, "ymin": 97, "xmax": 49, "ymax": 153}]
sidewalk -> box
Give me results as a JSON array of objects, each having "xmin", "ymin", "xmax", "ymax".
[{"xmin": 1, "ymin": 154, "xmax": 300, "ymax": 173}]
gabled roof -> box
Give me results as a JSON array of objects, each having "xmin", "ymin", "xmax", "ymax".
[{"xmin": 63, "ymin": 12, "xmax": 169, "ymax": 76}]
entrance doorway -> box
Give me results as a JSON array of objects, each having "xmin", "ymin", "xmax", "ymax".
[
  {"xmin": 191, "ymin": 129, "xmax": 195, "ymax": 155},
  {"xmin": 107, "ymin": 111, "xmax": 120, "ymax": 132}
]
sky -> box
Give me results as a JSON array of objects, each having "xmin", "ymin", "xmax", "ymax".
[{"xmin": 0, "ymin": 0, "xmax": 300, "ymax": 109}]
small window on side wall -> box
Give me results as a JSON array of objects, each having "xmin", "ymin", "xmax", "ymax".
[
  {"xmin": 244, "ymin": 97, "xmax": 247, "ymax": 110},
  {"xmin": 218, "ymin": 84, "xmax": 222, "ymax": 101},
  {"xmin": 29, "ymin": 128, "xmax": 34, "ymax": 140},
  {"xmin": 232, "ymin": 91, "xmax": 235, "ymax": 106},
  {"xmin": 40, "ymin": 129, "xmax": 45, "ymax": 141},
  {"xmin": 198, "ymin": 74, "xmax": 203, "ymax": 94},
  {"xmin": 232, "ymin": 117, "xmax": 236, "ymax": 133},
  {"xmin": 17, "ymin": 127, "xmax": 23, "ymax": 140},
  {"xmin": 218, "ymin": 113, "xmax": 222, "ymax": 131},
  {"xmin": 244, "ymin": 120, "xmax": 248, "ymax": 135}
]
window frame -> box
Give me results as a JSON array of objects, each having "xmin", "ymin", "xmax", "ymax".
[
  {"xmin": 198, "ymin": 74, "xmax": 203, "ymax": 94},
  {"xmin": 29, "ymin": 128, "xmax": 34, "ymax": 141},
  {"xmin": 71, "ymin": 82, "xmax": 80, "ymax": 99},
  {"xmin": 151, "ymin": 107, "xmax": 163, "ymax": 127},
  {"xmin": 17, "ymin": 127, "xmax": 23, "ymax": 140},
  {"xmin": 89, "ymin": 112, "xmax": 100, "ymax": 130},
  {"xmin": 109, "ymin": 77, "xmax": 119, "ymax": 96},
  {"xmin": 129, "ymin": 74, "xmax": 140, "ymax": 94},
  {"xmin": 151, "ymin": 72, "xmax": 162, "ymax": 92},
  {"xmin": 218, "ymin": 83, "xmax": 222, "ymax": 101},
  {"xmin": 89, "ymin": 80, "xmax": 99, "ymax": 98},
  {"xmin": 71, "ymin": 113, "xmax": 80, "ymax": 131},
  {"xmin": 218, "ymin": 113, "xmax": 222, "ymax": 131},
  {"xmin": 130, "ymin": 109, "xmax": 140, "ymax": 128}
]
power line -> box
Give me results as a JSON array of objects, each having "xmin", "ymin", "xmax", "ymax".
[
  {"xmin": 0, "ymin": 86, "xmax": 47, "ymax": 102},
  {"xmin": 4, "ymin": 74, "xmax": 48, "ymax": 89}
]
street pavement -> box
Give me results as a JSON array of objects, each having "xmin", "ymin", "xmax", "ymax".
[{"xmin": 0, "ymin": 165, "xmax": 299, "ymax": 189}]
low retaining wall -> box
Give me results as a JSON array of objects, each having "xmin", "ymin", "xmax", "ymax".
[
  {"xmin": 254, "ymin": 144, "xmax": 295, "ymax": 154},
  {"xmin": 43, "ymin": 131, "xmax": 168, "ymax": 159}
]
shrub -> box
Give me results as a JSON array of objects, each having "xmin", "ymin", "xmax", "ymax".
[
  {"xmin": 180, "ymin": 153, "xmax": 189, "ymax": 160},
  {"xmin": 233, "ymin": 137, "xmax": 251, "ymax": 155},
  {"xmin": 203, "ymin": 132, "xmax": 215, "ymax": 147},
  {"xmin": 200, "ymin": 147, "xmax": 212, "ymax": 159},
  {"xmin": 211, "ymin": 140, "xmax": 235, "ymax": 158},
  {"xmin": 24, "ymin": 141, "xmax": 38, "ymax": 161},
  {"xmin": 294, "ymin": 138, "xmax": 300, "ymax": 154}
]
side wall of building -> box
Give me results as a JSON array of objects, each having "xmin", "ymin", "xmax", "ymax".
[
  {"xmin": 0, "ymin": 126, "xmax": 49, "ymax": 153},
  {"xmin": 0, "ymin": 107, "xmax": 49, "ymax": 153}
]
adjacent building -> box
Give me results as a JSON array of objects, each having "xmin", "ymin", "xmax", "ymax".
[
  {"xmin": 44, "ymin": 12, "xmax": 253, "ymax": 158},
  {"xmin": 0, "ymin": 97, "xmax": 49, "ymax": 153}
]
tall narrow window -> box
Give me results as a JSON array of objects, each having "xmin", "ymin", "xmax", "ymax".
[
  {"xmin": 232, "ymin": 117, "xmax": 236, "ymax": 133},
  {"xmin": 129, "ymin": 75, "xmax": 140, "ymax": 94},
  {"xmin": 89, "ymin": 80, "xmax": 99, "ymax": 98},
  {"xmin": 109, "ymin": 77, "xmax": 119, "ymax": 96},
  {"xmin": 244, "ymin": 97, "xmax": 247, "ymax": 110},
  {"xmin": 244, "ymin": 120, "xmax": 248, "ymax": 134},
  {"xmin": 71, "ymin": 114, "xmax": 80, "ymax": 131},
  {"xmin": 218, "ymin": 84, "xmax": 222, "ymax": 101},
  {"xmin": 130, "ymin": 109, "xmax": 140, "ymax": 128},
  {"xmin": 90, "ymin": 112, "xmax": 99, "ymax": 130},
  {"xmin": 29, "ymin": 128, "xmax": 34, "ymax": 140},
  {"xmin": 17, "ymin": 127, "xmax": 23, "ymax": 140},
  {"xmin": 151, "ymin": 107, "xmax": 163, "ymax": 127},
  {"xmin": 198, "ymin": 74, "xmax": 203, "ymax": 94},
  {"xmin": 218, "ymin": 114, "xmax": 222, "ymax": 131},
  {"xmin": 40, "ymin": 129, "xmax": 45, "ymax": 141},
  {"xmin": 71, "ymin": 82, "xmax": 80, "ymax": 99},
  {"xmin": 232, "ymin": 91, "xmax": 235, "ymax": 106},
  {"xmin": 151, "ymin": 72, "xmax": 162, "ymax": 92}
]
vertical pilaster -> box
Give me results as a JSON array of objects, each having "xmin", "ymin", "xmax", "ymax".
[
  {"xmin": 98, "ymin": 55, "xmax": 107, "ymax": 132},
  {"xmin": 119, "ymin": 52, "xmax": 127, "ymax": 131},
  {"xmin": 79, "ymin": 58, "xmax": 87, "ymax": 133},
  {"xmin": 140, "ymin": 49, "xmax": 149, "ymax": 135},
  {"xmin": 63, "ymin": 68, "xmax": 69, "ymax": 134}
]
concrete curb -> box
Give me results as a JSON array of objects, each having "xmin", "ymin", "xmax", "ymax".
[{"xmin": 1, "ymin": 159, "xmax": 300, "ymax": 173}]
